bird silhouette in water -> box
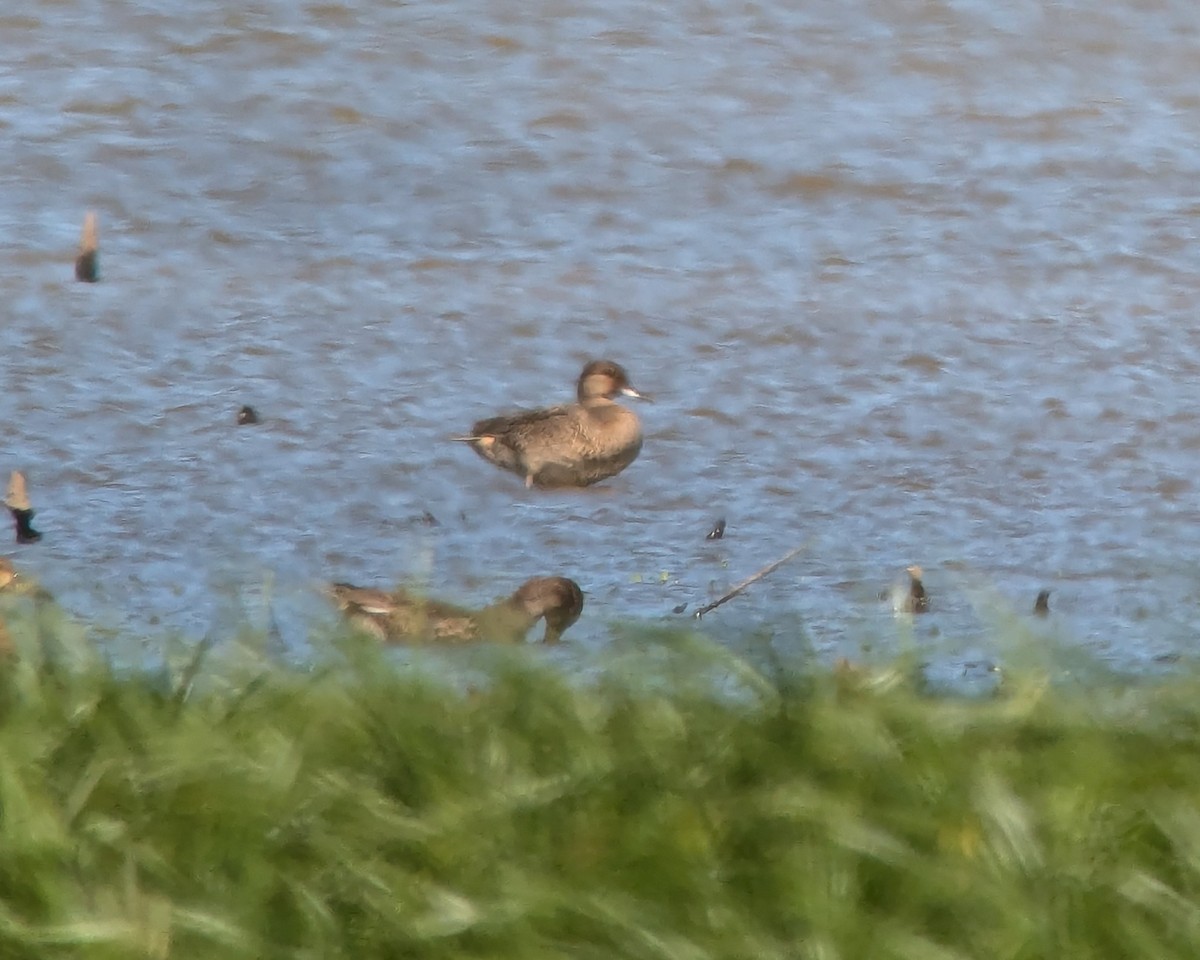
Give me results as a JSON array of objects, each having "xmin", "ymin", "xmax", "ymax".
[
  {"xmin": 1034, "ymin": 589, "xmax": 1051, "ymax": 617},
  {"xmin": 237, "ymin": 405, "xmax": 260, "ymax": 425},
  {"xmin": 75, "ymin": 211, "xmax": 99, "ymax": 282},
  {"xmin": 455, "ymin": 360, "xmax": 648, "ymax": 489},
  {"xmin": 4, "ymin": 472, "xmax": 42, "ymax": 544},
  {"xmin": 885, "ymin": 564, "xmax": 929, "ymax": 615},
  {"xmin": 328, "ymin": 576, "xmax": 584, "ymax": 645}
]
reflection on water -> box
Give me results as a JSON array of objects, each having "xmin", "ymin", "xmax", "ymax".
[{"xmin": 2, "ymin": 0, "xmax": 1200, "ymax": 671}]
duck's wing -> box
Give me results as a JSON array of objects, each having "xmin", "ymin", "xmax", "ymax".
[
  {"xmin": 456, "ymin": 405, "xmax": 578, "ymax": 483},
  {"xmin": 466, "ymin": 404, "xmax": 574, "ymax": 446},
  {"xmin": 381, "ymin": 590, "xmax": 480, "ymax": 643}
]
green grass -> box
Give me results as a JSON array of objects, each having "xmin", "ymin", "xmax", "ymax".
[{"xmin": 0, "ymin": 599, "xmax": 1199, "ymax": 959}]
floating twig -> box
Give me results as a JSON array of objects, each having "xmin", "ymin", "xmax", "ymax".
[{"xmin": 693, "ymin": 542, "xmax": 807, "ymax": 619}]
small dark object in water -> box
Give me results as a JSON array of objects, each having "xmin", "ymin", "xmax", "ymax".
[
  {"xmin": 672, "ymin": 602, "xmax": 688, "ymax": 614},
  {"xmin": 4, "ymin": 473, "xmax": 42, "ymax": 544},
  {"xmin": 237, "ymin": 405, "xmax": 260, "ymax": 425},
  {"xmin": 75, "ymin": 211, "xmax": 99, "ymax": 282},
  {"xmin": 11, "ymin": 509, "xmax": 41, "ymax": 544},
  {"xmin": 1033, "ymin": 589, "xmax": 1051, "ymax": 617},
  {"xmin": 706, "ymin": 517, "xmax": 726, "ymax": 540}
]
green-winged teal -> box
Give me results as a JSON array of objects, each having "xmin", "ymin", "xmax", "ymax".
[
  {"xmin": 328, "ymin": 575, "xmax": 584, "ymax": 644},
  {"xmin": 455, "ymin": 360, "xmax": 648, "ymax": 489}
]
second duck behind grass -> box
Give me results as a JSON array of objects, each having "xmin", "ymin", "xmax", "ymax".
[
  {"xmin": 328, "ymin": 576, "xmax": 584, "ymax": 645},
  {"xmin": 455, "ymin": 360, "xmax": 648, "ymax": 489}
]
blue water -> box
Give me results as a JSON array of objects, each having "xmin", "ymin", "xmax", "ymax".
[{"xmin": 3, "ymin": 0, "xmax": 1200, "ymax": 672}]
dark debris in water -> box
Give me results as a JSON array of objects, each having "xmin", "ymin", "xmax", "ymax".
[
  {"xmin": 11, "ymin": 509, "xmax": 42, "ymax": 544},
  {"xmin": 1034, "ymin": 589, "xmax": 1051, "ymax": 616},
  {"xmin": 237, "ymin": 405, "xmax": 261, "ymax": 426},
  {"xmin": 5, "ymin": 472, "xmax": 42, "ymax": 544},
  {"xmin": 706, "ymin": 517, "xmax": 726, "ymax": 540}
]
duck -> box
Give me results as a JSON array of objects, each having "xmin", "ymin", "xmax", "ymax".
[
  {"xmin": 455, "ymin": 360, "xmax": 648, "ymax": 488},
  {"xmin": 328, "ymin": 575, "xmax": 584, "ymax": 645},
  {"xmin": 237, "ymin": 405, "xmax": 260, "ymax": 425},
  {"xmin": 1033, "ymin": 589, "xmax": 1051, "ymax": 617},
  {"xmin": 886, "ymin": 564, "xmax": 929, "ymax": 615}
]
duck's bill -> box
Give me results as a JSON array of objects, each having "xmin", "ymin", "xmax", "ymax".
[{"xmin": 621, "ymin": 387, "xmax": 653, "ymax": 402}]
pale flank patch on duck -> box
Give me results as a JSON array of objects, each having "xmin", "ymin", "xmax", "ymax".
[
  {"xmin": 455, "ymin": 360, "xmax": 648, "ymax": 489},
  {"xmin": 328, "ymin": 576, "xmax": 584, "ymax": 645}
]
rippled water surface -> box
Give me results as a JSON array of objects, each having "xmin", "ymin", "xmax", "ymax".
[{"xmin": 4, "ymin": 0, "xmax": 1200, "ymax": 669}]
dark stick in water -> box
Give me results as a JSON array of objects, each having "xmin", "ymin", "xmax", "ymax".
[{"xmin": 693, "ymin": 542, "xmax": 808, "ymax": 619}]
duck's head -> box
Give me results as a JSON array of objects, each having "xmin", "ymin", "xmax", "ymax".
[
  {"xmin": 577, "ymin": 360, "xmax": 647, "ymax": 403},
  {"xmin": 906, "ymin": 565, "xmax": 923, "ymax": 582},
  {"xmin": 512, "ymin": 576, "xmax": 585, "ymax": 643}
]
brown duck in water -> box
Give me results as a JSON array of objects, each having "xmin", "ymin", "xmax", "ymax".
[
  {"xmin": 455, "ymin": 360, "xmax": 648, "ymax": 489},
  {"xmin": 885, "ymin": 564, "xmax": 929, "ymax": 615},
  {"xmin": 328, "ymin": 576, "xmax": 584, "ymax": 645}
]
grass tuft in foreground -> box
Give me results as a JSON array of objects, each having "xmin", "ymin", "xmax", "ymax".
[{"xmin": 0, "ymin": 604, "xmax": 1198, "ymax": 958}]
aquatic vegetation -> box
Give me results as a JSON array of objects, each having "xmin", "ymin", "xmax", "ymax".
[{"xmin": 0, "ymin": 603, "xmax": 1196, "ymax": 958}]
